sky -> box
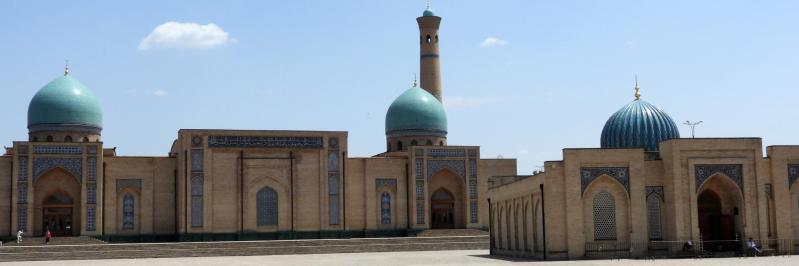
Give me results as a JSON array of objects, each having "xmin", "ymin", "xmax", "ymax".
[{"xmin": 0, "ymin": 0, "xmax": 797, "ymax": 175}]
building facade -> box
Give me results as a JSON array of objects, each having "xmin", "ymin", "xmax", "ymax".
[
  {"xmin": 0, "ymin": 7, "xmax": 517, "ymax": 241},
  {"xmin": 487, "ymin": 83, "xmax": 799, "ymax": 259}
]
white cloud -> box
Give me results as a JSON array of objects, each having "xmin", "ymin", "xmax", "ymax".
[
  {"xmin": 138, "ymin": 22, "xmax": 235, "ymax": 50},
  {"xmin": 152, "ymin": 90, "xmax": 168, "ymax": 96},
  {"xmin": 444, "ymin": 96, "xmax": 502, "ymax": 109},
  {"xmin": 480, "ymin": 37, "xmax": 507, "ymax": 48},
  {"xmin": 125, "ymin": 88, "xmax": 168, "ymax": 97}
]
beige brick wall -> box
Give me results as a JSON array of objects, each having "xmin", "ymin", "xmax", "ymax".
[{"xmin": 0, "ymin": 156, "xmax": 11, "ymax": 236}]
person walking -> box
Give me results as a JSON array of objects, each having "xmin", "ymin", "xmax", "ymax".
[
  {"xmin": 16, "ymin": 229, "xmax": 23, "ymax": 244},
  {"xmin": 44, "ymin": 229, "xmax": 52, "ymax": 245},
  {"xmin": 746, "ymin": 237, "xmax": 761, "ymax": 256}
]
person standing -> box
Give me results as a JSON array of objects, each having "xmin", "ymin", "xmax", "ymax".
[
  {"xmin": 16, "ymin": 229, "xmax": 23, "ymax": 244},
  {"xmin": 44, "ymin": 229, "xmax": 52, "ymax": 245}
]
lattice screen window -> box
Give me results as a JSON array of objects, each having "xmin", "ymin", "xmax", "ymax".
[
  {"xmin": 190, "ymin": 175, "xmax": 203, "ymax": 227},
  {"xmin": 381, "ymin": 192, "xmax": 391, "ymax": 225},
  {"xmin": 122, "ymin": 194, "xmax": 134, "ymax": 230},
  {"xmin": 257, "ymin": 187, "xmax": 278, "ymax": 226},
  {"xmin": 592, "ymin": 191, "xmax": 617, "ymax": 241},
  {"xmin": 647, "ymin": 194, "xmax": 663, "ymax": 240}
]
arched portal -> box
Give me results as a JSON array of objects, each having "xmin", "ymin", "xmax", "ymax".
[
  {"xmin": 34, "ymin": 168, "xmax": 81, "ymax": 236},
  {"xmin": 431, "ymin": 188, "xmax": 455, "ymax": 229},
  {"xmin": 697, "ymin": 173, "xmax": 743, "ymax": 247},
  {"xmin": 697, "ymin": 190, "xmax": 733, "ymax": 241}
]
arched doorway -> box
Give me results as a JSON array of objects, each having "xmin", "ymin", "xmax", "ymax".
[
  {"xmin": 431, "ymin": 188, "xmax": 455, "ymax": 229},
  {"xmin": 42, "ymin": 191, "xmax": 75, "ymax": 236}
]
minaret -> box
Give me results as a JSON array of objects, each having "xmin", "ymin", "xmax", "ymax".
[{"xmin": 417, "ymin": 4, "xmax": 443, "ymax": 102}]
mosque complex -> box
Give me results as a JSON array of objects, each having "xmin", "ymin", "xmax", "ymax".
[{"xmin": 1, "ymin": 5, "xmax": 798, "ymax": 261}]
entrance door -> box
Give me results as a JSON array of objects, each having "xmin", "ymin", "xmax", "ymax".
[
  {"xmin": 431, "ymin": 189, "xmax": 455, "ymax": 229},
  {"xmin": 42, "ymin": 191, "xmax": 76, "ymax": 236},
  {"xmin": 43, "ymin": 207, "xmax": 74, "ymax": 236}
]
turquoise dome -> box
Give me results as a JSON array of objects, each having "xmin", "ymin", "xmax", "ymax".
[
  {"xmin": 385, "ymin": 87, "xmax": 447, "ymax": 136},
  {"xmin": 600, "ymin": 99, "xmax": 680, "ymax": 151},
  {"xmin": 28, "ymin": 75, "xmax": 103, "ymax": 132},
  {"xmin": 423, "ymin": 7, "xmax": 436, "ymax": 17}
]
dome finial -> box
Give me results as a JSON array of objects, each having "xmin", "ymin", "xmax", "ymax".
[
  {"xmin": 413, "ymin": 73, "xmax": 418, "ymax": 87},
  {"xmin": 634, "ymin": 74, "xmax": 641, "ymax": 100},
  {"xmin": 64, "ymin": 60, "xmax": 70, "ymax": 76}
]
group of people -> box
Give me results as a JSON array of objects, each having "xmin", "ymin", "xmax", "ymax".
[{"xmin": 15, "ymin": 229, "xmax": 52, "ymax": 244}]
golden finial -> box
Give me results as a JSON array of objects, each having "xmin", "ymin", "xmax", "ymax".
[
  {"xmin": 64, "ymin": 60, "xmax": 70, "ymax": 76},
  {"xmin": 634, "ymin": 74, "xmax": 641, "ymax": 100}
]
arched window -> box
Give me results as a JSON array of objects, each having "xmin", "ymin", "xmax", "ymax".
[
  {"xmin": 191, "ymin": 175, "xmax": 203, "ymax": 227},
  {"xmin": 435, "ymin": 35, "xmax": 439, "ymax": 43},
  {"xmin": 647, "ymin": 194, "xmax": 663, "ymax": 240},
  {"xmin": 426, "ymin": 34, "xmax": 432, "ymax": 44},
  {"xmin": 593, "ymin": 191, "xmax": 617, "ymax": 240},
  {"xmin": 257, "ymin": 186, "xmax": 278, "ymax": 226},
  {"xmin": 122, "ymin": 194, "xmax": 134, "ymax": 230},
  {"xmin": 411, "ymin": 140, "xmax": 418, "ymax": 146},
  {"xmin": 380, "ymin": 192, "xmax": 391, "ymax": 224},
  {"xmin": 397, "ymin": 141, "xmax": 403, "ymax": 151},
  {"xmin": 46, "ymin": 136, "xmax": 53, "ymax": 142},
  {"xmin": 32, "ymin": 136, "xmax": 38, "ymax": 142},
  {"xmin": 83, "ymin": 137, "xmax": 89, "ymax": 142},
  {"xmin": 64, "ymin": 136, "xmax": 73, "ymax": 142},
  {"xmin": 439, "ymin": 141, "xmax": 444, "ymax": 146},
  {"xmin": 426, "ymin": 140, "xmax": 433, "ymax": 146}
]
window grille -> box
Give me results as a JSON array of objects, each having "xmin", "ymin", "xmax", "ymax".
[
  {"xmin": 257, "ymin": 187, "xmax": 278, "ymax": 226},
  {"xmin": 122, "ymin": 194, "xmax": 134, "ymax": 230},
  {"xmin": 381, "ymin": 192, "xmax": 391, "ymax": 224},
  {"xmin": 647, "ymin": 194, "xmax": 662, "ymax": 240},
  {"xmin": 593, "ymin": 191, "xmax": 617, "ymax": 240}
]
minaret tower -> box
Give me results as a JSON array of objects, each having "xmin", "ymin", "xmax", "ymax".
[{"xmin": 417, "ymin": 4, "xmax": 443, "ymax": 102}]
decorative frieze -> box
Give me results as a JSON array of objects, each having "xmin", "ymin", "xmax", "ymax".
[
  {"xmin": 33, "ymin": 158, "xmax": 83, "ymax": 183},
  {"xmin": 695, "ymin": 164, "xmax": 743, "ymax": 192},
  {"xmin": 17, "ymin": 157, "xmax": 28, "ymax": 204},
  {"xmin": 207, "ymin": 136, "xmax": 323, "ymax": 148},
  {"xmin": 580, "ymin": 167, "xmax": 629, "ymax": 194},
  {"xmin": 428, "ymin": 149, "xmax": 465, "ymax": 158},
  {"xmin": 33, "ymin": 146, "xmax": 83, "ymax": 154},
  {"xmin": 416, "ymin": 180, "xmax": 425, "ymax": 225},
  {"xmin": 17, "ymin": 204, "xmax": 27, "ymax": 232}
]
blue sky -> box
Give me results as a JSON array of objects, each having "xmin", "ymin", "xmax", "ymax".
[{"xmin": 1, "ymin": 1, "xmax": 797, "ymax": 174}]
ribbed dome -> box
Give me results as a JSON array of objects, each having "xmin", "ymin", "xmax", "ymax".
[
  {"xmin": 600, "ymin": 99, "xmax": 680, "ymax": 151},
  {"xmin": 28, "ymin": 75, "xmax": 103, "ymax": 133},
  {"xmin": 385, "ymin": 87, "xmax": 447, "ymax": 136}
]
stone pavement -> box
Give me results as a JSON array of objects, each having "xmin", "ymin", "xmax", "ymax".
[{"xmin": 1, "ymin": 250, "xmax": 797, "ymax": 266}]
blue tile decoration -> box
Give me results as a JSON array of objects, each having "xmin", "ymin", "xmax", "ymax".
[
  {"xmin": 428, "ymin": 149, "xmax": 465, "ymax": 158},
  {"xmin": 33, "ymin": 145, "xmax": 83, "ymax": 154},
  {"xmin": 375, "ymin": 178, "xmax": 397, "ymax": 190},
  {"xmin": 33, "ymin": 157, "xmax": 82, "ymax": 183},
  {"xmin": 646, "ymin": 186, "xmax": 664, "ymax": 201},
  {"xmin": 695, "ymin": 164, "xmax": 743, "ymax": 192},
  {"xmin": 427, "ymin": 160, "xmax": 466, "ymax": 181},
  {"xmin": 788, "ymin": 164, "xmax": 799, "ymax": 188},
  {"xmin": 581, "ymin": 167, "xmax": 629, "ymax": 194}
]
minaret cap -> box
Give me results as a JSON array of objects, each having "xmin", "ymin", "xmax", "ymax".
[{"xmin": 634, "ymin": 75, "xmax": 641, "ymax": 100}]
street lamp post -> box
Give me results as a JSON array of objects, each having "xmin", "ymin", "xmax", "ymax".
[{"xmin": 683, "ymin": 120, "xmax": 703, "ymax": 138}]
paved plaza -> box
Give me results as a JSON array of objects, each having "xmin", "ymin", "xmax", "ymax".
[{"xmin": 2, "ymin": 250, "xmax": 797, "ymax": 266}]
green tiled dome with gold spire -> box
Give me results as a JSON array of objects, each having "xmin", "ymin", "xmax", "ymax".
[{"xmin": 28, "ymin": 70, "xmax": 103, "ymax": 133}]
